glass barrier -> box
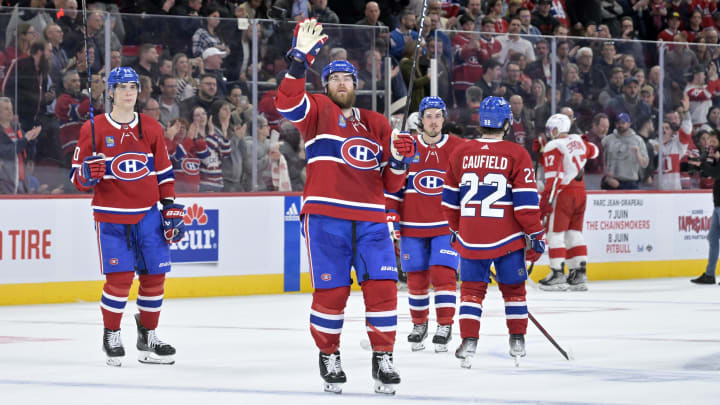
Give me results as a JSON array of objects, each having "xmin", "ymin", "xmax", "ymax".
[{"xmin": 1, "ymin": 6, "xmax": 718, "ymax": 194}]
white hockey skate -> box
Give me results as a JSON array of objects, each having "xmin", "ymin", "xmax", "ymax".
[
  {"xmin": 407, "ymin": 322, "xmax": 428, "ymax": 351},
  {"xmin": 372, "ymin": 351, "xmax": 400, "ymax": 395},
  {"xmin": 567, "ymin": 268, "xmax": 588, "ymax": 291},
  {"xmin": 134, "ymin": 314, "xmax": 176, "ymax": 365},
  {"xmin": 432, "ymin": 324, "xmax": 452, "ymax": 353},
  {"xmin": 454, "ymin": 337, "xmax": 478, "ymax": 369},
  {"xmin": 319, "ymin": 351, "xmax": 346, "ymax": 394},
  {"xmin": 509, "ymin": 334, "xmax": 526, "ymax": 367},
  {"xmin": 102, "ymin": 328, "xmax": 124, "ymax": 367},
  {"xmin": 539, "ymin": 268, "xmax": 569, "ymax": 291}
]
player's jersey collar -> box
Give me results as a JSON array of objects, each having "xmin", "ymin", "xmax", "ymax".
[
  {"xmin": 105, "ymin": 112, "xmax": 139, "ymax": 130},
  {"xmin": 475, "ymin": 138, "xmax": 503, "ymax": 143},
  {"xmin": 418, "ymin": 133, "xmax": 447, "ymax": 148}
]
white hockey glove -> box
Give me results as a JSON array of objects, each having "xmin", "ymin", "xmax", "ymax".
[{"xmin": 286, "ymin": 18, "xmax": 328, "ymax": 67}]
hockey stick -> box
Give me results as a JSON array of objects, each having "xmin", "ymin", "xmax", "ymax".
[
  {"xmin": 81, "ymin": 0, "xmax": 97, "ymax": 154},
  {"xmin": 400, "ymin": 0, "xmax": 429, "ymax": 131},
  {"xmin": 489, "ymin": 270, "xmax": 570, "ymax": 361}
]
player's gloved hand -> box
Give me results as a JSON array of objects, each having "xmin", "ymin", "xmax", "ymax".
[
  {"xmin": 391, "ymin": 130, "xmax": 416, "ymax": 161},
  {"xmin": 79, "ymin": 154, "xmax": 106, "ymax": 186},
  {"xmin": 525, "ymin": 230, "xmax": 546, "ymax": 262},
  {"xmin": 162, "ymin": 203, "xmax": 186, "ymax": 244},
  {"xmin": 286, "ymin": 18, "xmax": 328, "ymax": 67},
  {"xmin": 386, "ymin": 212, "xmax": 401, "ymax": 241}
]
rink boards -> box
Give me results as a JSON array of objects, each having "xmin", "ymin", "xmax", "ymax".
[{"xmin": 0, "ymin": 190, "xmax": 712, "ymax": 305}]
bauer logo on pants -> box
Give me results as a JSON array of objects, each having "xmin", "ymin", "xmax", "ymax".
[{"xmin": 169, "ymin": 204, "xmax": 219, "ymax": 263}]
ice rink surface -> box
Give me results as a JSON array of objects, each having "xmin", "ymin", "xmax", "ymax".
[{"xmin": 1, "ymin": 277, "xmax": 719, "ymax": 405}]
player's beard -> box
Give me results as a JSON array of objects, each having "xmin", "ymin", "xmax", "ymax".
[{"xmin": 328, "ymin": 87, "xmax": 356, "ymax": 109}]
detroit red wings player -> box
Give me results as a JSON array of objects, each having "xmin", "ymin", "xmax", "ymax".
[{"xmin": 539, "ymin": 113, "xmax": 599, "ymax": 291}]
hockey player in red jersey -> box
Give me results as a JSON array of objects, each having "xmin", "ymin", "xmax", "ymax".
[
  {"xmin": 441, "ymin": 96, "xmax": 545, "ymax": 368},
  {"xmin": 70, "ymin": 67, "xmax": 185, "ymax": 367},
  {"xmin": 274, "ymin": 19, "xmax": 415, "ymax": 395},
  {"xmin": 538, "ymin": 113, "xmax": 599, "ymax": 291},
  {"xmin": 385, "ymin": 96, "xmax": 465, "ymax": 353}
]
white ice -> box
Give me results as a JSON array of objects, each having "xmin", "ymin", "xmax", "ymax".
[{"xmin": 1, "ymin": 277, "xmax": 719, "ymax": 405}]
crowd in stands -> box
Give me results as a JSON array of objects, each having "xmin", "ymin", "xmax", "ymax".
[{"xmin": 2, "ymin": 0, "xmax": 720, "ymax": 194}]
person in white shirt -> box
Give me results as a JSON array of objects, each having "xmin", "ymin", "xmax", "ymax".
[{"xmin": 497, "ymin": 17, "xmax": 536, "ymax": 65}]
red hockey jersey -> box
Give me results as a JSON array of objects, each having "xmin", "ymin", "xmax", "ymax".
[
  {"xmin": 71, "ymin": 113, "xmax": 175, "ymax": 224},
  {"xmin": 274, "ymin": 75, "xmax": 407, "ymax": 223},
  {"xmin": 541, "ymin": 134, "xmax": 599, "ymax": 196},
  {"xmin": 442, "ymin": 138, "xmax": 543, "ymax": 259},
  {"xmin": 386, "ymin": 133, "xmax": 465, "ymax": 237},
  {"xmin": 55, "ymin": 93, "xmax": 91, "ymax": 156}
]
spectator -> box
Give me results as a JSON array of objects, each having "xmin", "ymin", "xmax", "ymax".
[
  {"xmin": 209, "ymin": 100, "xmax": 233, "ymax": 141},
  {"xmin": 616, "ymin": 17, "xmax": 645, "ymax": 68},
  {"xmin": 132, "ymin": 44, "xmax": 159, "ymax": 86},
  {"xmin": 602, "ymin": 113, "xmax": 649, "ymax": 190},
  {"xmin": 506, "ymin": 94, "xmax": 535, "ymax": 157},
  {"xmin": 583, "ymin": 113, "xmax": 609, "ymax": 190},
  {"xmin": 0, "ymin": 96, "xmax": 41, "ymax": 194},
  {"xmin": 685, "ymin": 64, "xmax": 720, "ymax": 127},
  {"xmin": 665, "ymin": 32, "xmax": 698, "ymax": 100},
  {"xmin": 141, "ymin": 98, "xmax": 162, "ymax": 128},
  {"xmin": 354, "ymin": 1, "xmax": 388, "ymax": 59},
  {"xmin": 460, "ymin": 0, "xmax": 483, "ymax": 31},
  {"xmin": 157, "ymin": 75, "xmax": 180, "ymax": 128},
  {"xmin": 166, "ymin": 117, "xmax": 209, "ymax": 193},
  {"xmin": 400, "ymin": 39, "xmax": 429, "ymax": 113},
  {"xmin": 651, "ymin": 119, "xmax": 691, "ymax": 190},
  {"xmin": 423, "ymin": 13, "xmax": 452, "ymax": 61},
  {"xmin": 55, "ymin": 69, "xmax": 97, "ymax": 163},
  {"xmin": 389, "ymin": 9, "xmax": 418, "ymax": 62},
  {"xmin": 686, "ymin": 10, "xmax": 704, "ymax": 42},
  {"xmin": 109, "ymin": 49, "xmax": 121, "ymax": 71},
  {"xmin": 607, "ymin": 77, "xmax": 652, "ymax": 128},
  {"xmin": 532, "ymin": 0, "xmax": 560, "ymax": 35},
  {"xmin": 531, "ymin": 79, "xmax": 551, "ymax": 135},
  {"xmin": 192, "ymin": 6, "xmax": 228, "ymax": 58},
  {"xmin": 180, "ymin": 73, "xmax": 218, "ymax": 120},
  {"xmin": 517, "ymin": 7, "xmax": 542, "ymax": 44},
  {"xmin": 502, "ymin": 62, "xmax": 531, "ymax": 101},
  {"xmin": 201, "ymin": 47, "xmax": 228, "ymax": 98},
  {"xmin": 497, "ymin": 17, "xmax": 536, "ymax": 65},
  {"xmin": 278, "ymin": 121, "xmax": 307, "ymax": 191},
  {"xmin": 594, "ymin": 41, "xmax": 618, "ymax": 86},
  {"xmin": 5, "ymin": 23, "xmax": 37, "ymax": 62},
  {"xmin": 243, "ymin": 114, "xmax": 273, "ymax": 191},
  {"xmin": 310, "ymin": 0, "xmax": 340, "ymax": 24},
  {"xmin": 44, "ymin": 23, "xmax": 68, "ymax": 90},
  {"xmin": 357, "ymin": 49, "xmax": 388, "ymax": 111},
  {"xmin": 3, "ymin": 39, "xmax": 51, "ymax": 132},
  {"xmin": 137, "ymin": 75, "xmax": 153, "ymax": 107},
  {"xmin": 235, "ymin": 0, "xmax": 269, "ymax": 19},
  {"xmin": 525, "ymin": 39, "xmax": 554, "ymax": 85},
  {"xmin": 199, "ymin": 101, "xmax": 232, "ymax": 192},
  {"xmin": 476, "ymin": 59, "xmax": 504, "ymax": 100},
  {"xmin": 223, "ymin": 120, "xmax": 251, "ymax": 192},
  {"xmin": 456, "ymin": 86, "xmax": 483, "ymax": 139},
  {"xmin": 57, "ymin": 0, "xmax": 82, "ymax": 52},
  {"xmin": 172, "ymin": 53, "xmax": 202, "ymax": 102},
  {"xmin": 68, "ymin": 10, "xmax": 119, "ymax": 74},
  {"xmin": 700, "ymin": 106, "xmax": 720, "ymax": 133},
  {"xmin": 5, "ymin": 0, "xmax": 53, "ymax": 50},
  {"xmin": 575, "ymin": 47, "xmax": 607, "ymax": 101},
  {"xmin": 226, "ymin": 85, "xmax": 252, "ymax": 125},
  {"xmin": 559, "ymin": 63, "xmax": 583, "ymax": 106},
  {"xmin": 486, "ymin": 0, "xmax": 508, "ymax": 33},
  {"xmin": 598, "ymin": 67, "xmax": 625, "ymax": 109},
  {"xmin": 657, "ymin": 11, "xmax": 685, "ymax": 42}
]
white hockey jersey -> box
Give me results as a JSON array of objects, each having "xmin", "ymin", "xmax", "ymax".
[{"xmin": 542, "ymin": 134, "xmax": 599, "ymax": 193}]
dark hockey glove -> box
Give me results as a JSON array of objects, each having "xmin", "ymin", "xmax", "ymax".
[
  {"xmin": 286, "ymin": 18, "xmax": 328, "ymax": 67},
  {"xmin": 525, "ymin": 230, "xmax": 546, "ymax": 262},
  {"xmin": 78, "ymin": 155, "xmax": 106, "ymax": 186},
  {"xmin": 162, "ymin": 203, "xmax": 186, "ymax": 244}
]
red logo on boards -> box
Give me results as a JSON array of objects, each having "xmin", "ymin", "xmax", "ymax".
[{"xmin": 184, "ymin": 204, "xmax": 208, "ymax": 225}]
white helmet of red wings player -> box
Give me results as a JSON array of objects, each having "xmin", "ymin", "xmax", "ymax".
[{"xmin": 545, "ymin": 113, "xmax": 571, "ymax": 139}]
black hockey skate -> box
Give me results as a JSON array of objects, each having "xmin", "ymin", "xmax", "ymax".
[
  {"xmin": 539, "ymin": 266, "xmax": 569, "ymax": 291},
  {"xmin": 102, "ymin": 328, "xmax": 125, "ymax": 367},
  {"xmin": 372, "ymin": 351, "xmax": 401, "ymax": 395},
  {"xmin": 134, "ymin": 313, "xmax": 176, "ymax": 365},
  {"xmin": 509, "ymin": 334, "xmax": 526, "ymax": 367},
  {"xmin": 432, "ymin": 324, "xmax": 452, "ymax": 353},
  {"xmin": 567, "ymin": 264, "xmax": 588, "ymax": 291},
  {"xmin": 319, "ymin": 351, "xmax": 346, "ymax": 394},
  {"xmin": 407, "ymin": 321, "xmax": 428, "ymax": 351},
  {"xmin": 691, "ymin": 273, "xmax": 716, "ymax": 284},
  {"xmin": 454, "ymin": 337, "xmax": 478, "ymax": 369}
]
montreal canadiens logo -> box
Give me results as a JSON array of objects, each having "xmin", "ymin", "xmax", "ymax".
[
  {"xmin": 110, "ymin": 152, "xmax": 150, "ymax": 181},
  {"xmin": 181, "ymin": 158, "xmax": 201, "ymax": 175},
  {"xmin": 412, "ymin": 169, "xmax": 445, "ymax": 195},
  {"xmin": 340, "ymin": 137, "xmax": 380, "ymax": 170}
]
